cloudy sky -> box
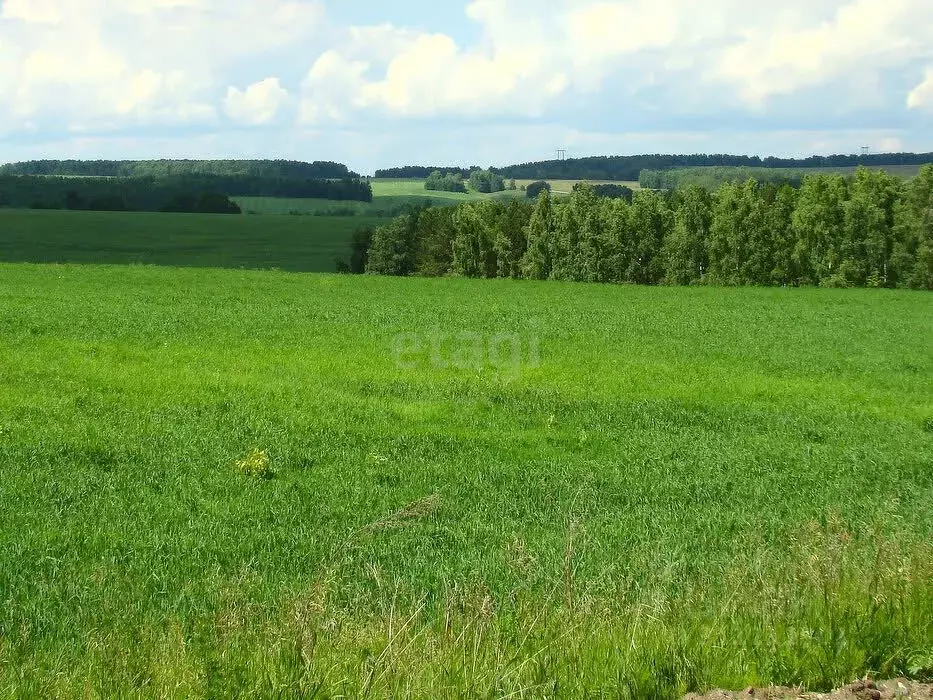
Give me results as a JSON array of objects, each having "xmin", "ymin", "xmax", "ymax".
[{"xmin": 1, "ymin": 0, "xmax": 931, "ymax": 174}]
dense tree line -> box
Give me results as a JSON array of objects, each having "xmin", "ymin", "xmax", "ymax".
[
  {"xmin": 492, "ymin": 153, "xmax": 933, "ymax": 182},
  {"xmin": 0, "ymin": 173, "xmax": 372, "ymax": 212},
  {"xmin": 640, "ymin": 167, "xmax": 811, "ymax": 190},
  {"xmin": 0, "ymin": 159, "xmax": 358, "ymax": 179},
  {"xmin": 189, "ymin": 175, "xmax": 372, "ymax": 201},
  {"xmin": 5, "ymin": 176, "xmax": 243, "ymax": 213},
  {"xmin": 362, "ymin": 166, "xmax": 933, "ymax": 290},
  {"xmin": 425, "ymin": 171, "xmax": 467, "ymax": 193},
  {"xmin": 374, "ymin": 166, "xmax": 474, "ymax": 179}
]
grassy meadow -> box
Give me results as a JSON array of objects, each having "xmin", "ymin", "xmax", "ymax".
[
  {"xmin": 236, "ymin": 179, "xmax": 639, "ymax": 219},
  {"xmin": 0, "ymin": 209, "xmax": 378, "ymax": 272},
  {"xmin": 371, "ymin": 178, "xmax": 521, "ymax": 201},
  {"xmin": 666, "ymin": 165, "xmax": 926, "ymax": 180},
  {"xmin": 0, "ymin": 263, "xmax": 931, "ymax": 697},
  {"xmin": 514, "ymin": 178, "xmax": 641, "ymax": 194},
  {"xmin": 236, "ymin": 179, "xmax": 523, "ymax": 218}
]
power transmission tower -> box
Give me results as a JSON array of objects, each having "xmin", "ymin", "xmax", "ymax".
[
  {"xmin": 556, "ymin": 149, "xmax": 566, "ymax": 161},
  {"xmin": 860, "ymin": 146, "xmax": 871, "ymax": 157}
]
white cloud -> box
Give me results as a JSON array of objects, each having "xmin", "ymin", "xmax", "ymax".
[
  {"xmin": 225, "ymin": 78, "xmax": 289, "ymax": 125},
  {"xmin": 297, "ymin": 0, "xmax": 933, "ymax": 122},
  {"xmin": 1, "ymin": 0, "xmax": 63, "ymax": 23},
  {"xmin": 300, "ymin": 51, "xmax": 370, "ymax": 124},
  {"xmin": 0, "ymin": 0, "xmax": 323, "ymax": 133},
  {"xmin": 907, "ymin": 68, "xmax": 933, "ymax": 111},
  {"xmin": 711, "ymin": 0, "xmax": 933, "ymax": 106},
  {"xmin": 0, "ymin": 0, "xmax": 931, "ymax": 162}
]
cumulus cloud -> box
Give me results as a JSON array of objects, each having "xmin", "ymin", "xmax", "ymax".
[
  {"xmin": 297, "ymin": 0, "xmax": 933, "ymax": 122},
  {"xmin": 224, "ymin": 78, "xmax": 289, "ymax": 125},
  {"xmin": 1, "ymin": 0, "xmax": 63, "ymax": 23},
  {"xmin": 1, "ymin": 0, "xmax": 931, "ymax": 162},
  {"xmin": 299, "ymin": 51, "xmax": 370, "ymax": 124},
  {"xmin": 711, "ymin": 0, "xmax": 933, "ymax": 106},
  {"xmin": 356, "ymin": 33, "xmax": 562, "ymax": 117},
  {"xmin": 907, "ymin": 68, "xmax": 933, "ymax": 111},
  {"xmin": 0, "ymin": 0, "xmax": 323, "ymax": 133}
]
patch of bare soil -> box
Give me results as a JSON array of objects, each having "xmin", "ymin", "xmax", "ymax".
[{"xmin": 685, "ymin": 678, "xmax": 933, "ymax": 700}]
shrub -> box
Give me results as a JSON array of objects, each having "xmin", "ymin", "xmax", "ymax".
[
  {"xmin": 235, "ymin": 449, "xmax": 275, "ymax": 479},
  {"xmin": 591, "ymin": 183, "xmax": 634, "ymax": 202},
  {"xmin": 526, "ymin": 181, "xmax": 551, "ymax": 199}
]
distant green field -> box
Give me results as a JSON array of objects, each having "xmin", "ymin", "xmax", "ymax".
[
  {"xmin": 661, "ymin": 165, "xmax": 926, "ymax": 179},
  {"xmin": 640, "ymin": 163, "xmax": 932, "ymax": 190},
  {"xmin": 791, "ymin": 164, "xmax": 927, "ymax": 177},
  {"xmin": 236, "ymin": 180, "xmax": 522, "ymax": 218},
  {"xmin": 1, "ymin": 264, "xmax": 931, "ymax": 696},
  {"xmin": 234, "ymin": 196, "xmax": 396, "ymax": 217},
  {"xmin": 371, "ymin": 178, "xmax": 523, "ymax": 201},
  {"xmin": 234, "ymin": 193, "xmax": 450, "ymax": 217},
  {"xmin": 236, "ymin": 179, "xmax": 580, "ymax": 218},
  {"xmin": 0, "ymin": 209, "xmax": 379, "ymax": 272},
  {"xmin": 514, "ymin": 178, "xmax": 642, "ymax": 194}
]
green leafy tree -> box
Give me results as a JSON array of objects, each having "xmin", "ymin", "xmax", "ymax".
[
  {"xmin": 598, "ymin": 198, "xmax": 632, "ymax": 283},
  {"xmin": 572, "ymin": 183, "xmax": 606, "ymax": 282},
  {"xmin": 550, "ymin": 184, "xmax": 603, "ymax": 281},
  {"xmin": 425, "ymin": 171, "xmax": 467, "ymax": 193},
  {"xmin": 627, "ymin": 190, "xmax": 674, "ymax": 284},
  {"xmin": 894, "ymin": 164, "xmax": 933, "ymax": 289},
  {"xmin": 366, "ymin": 214, "xmax": 419, "ymax": 276},
  {"xmin": 414, "ymin": 207, "xmax": 458, "ymax": 276},
  {"xmin": 792, "ymin": 175, "xmax": 847, "ymax": 285},
  {"xmin": 766, "ymin": 184, "xmax": 798, "ymax": 285},
  {"xmin": 663, "ymin": 185, "xmax": 711, "ymax": 285},
  {"xmin": 452, "ymin": 202, "xmax": 498, "ymax": 278},
  {"xmin": 847, "ymin": 167, "xmax": 902, "ymax": 286},
  {"xmin": 493, "ymin": 200, "xmax": 532, "ymax": 279},
  {"xmin": 707, "ymin": 182, "xmax": 743, "ymax": 285},
  {"xmin": 708, "ymin": 180, "xmax": 774, "ymax": 285},
  {"xmin": 525, "ymin": 181, "xmax": 551, "ymax": 199},
  {"xmin": 549, "ymin": 194, "xmax": 581, "ymax": 281},
  {"xmin": 521, "ymin": 189, "xmax": 556, "ymax": 280},
  {"xmin": 468, "ymin": 169, "xmax": 506, "ymax": 194}
]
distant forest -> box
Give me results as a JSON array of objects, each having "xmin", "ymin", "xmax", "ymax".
[
  {"xmin": 639, "ymin": 167, "xmax": 814, "ymax": 190},
  {"xmin": 376, "ymin": 166, "xmax": 475, "ymax": 179},
  {"xmin": 359, "ymin": 166, "xmax": 933, "ymax": 291},
  {"xmin": 0, "ymin": 159, "xmax": 358, "ymax": 180},
  {"xmin": 495, "ymin": 153, "xmax": 933, "ymax": 182},
  {"xmin": 378, "ymin": 153, "xmax": 933, "ymax": 183},
  {"xmin": 0, "ymin": 174, "xmax": 373, "ymax": 212}
]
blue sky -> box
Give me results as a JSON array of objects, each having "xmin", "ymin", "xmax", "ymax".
[{"xmin": 1, "ymin": 0, "xmax": 932, "ymax": 174}]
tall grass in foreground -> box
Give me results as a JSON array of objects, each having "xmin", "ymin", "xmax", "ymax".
[
  {"xmin": 0, "ymin": 265, "xmax": 930, "ymax": 697},
  {"xmin": 3, "ymin": 518, "xmax": 930, "ymax": 698}
]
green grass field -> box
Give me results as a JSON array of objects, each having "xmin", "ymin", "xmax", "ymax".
[
  {"xmin": 237, "ymin": 179, "xmax": 525, "ymax": 217},
  {"xmin": 661, "ymin": 164, "xmax": 927, "ymax": 183},
  {"xmin": 371, "ymin": 178, "xmax": 523, "ymax": 201},
  {"xmin": 514, "ymin": 178, "xmax": 642, "ymax": 194},
  {"xmin": 1, "ymin": 264, "xmax": 931, "ymax": 697},
  {"xmin": 0, "ymin": 209, "xmax": 379, "ymax": 272},
  {"xmin": 235, "ymin": 179, "xmax": 635, "ymax": 219}
]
